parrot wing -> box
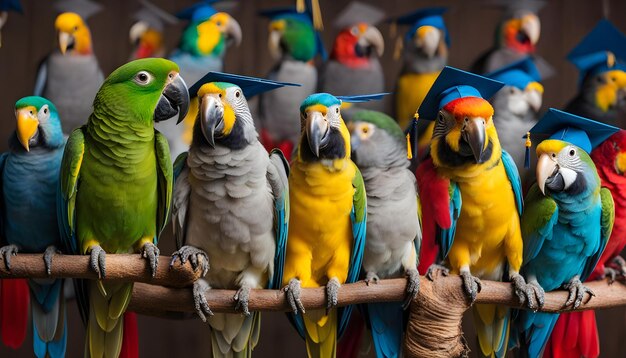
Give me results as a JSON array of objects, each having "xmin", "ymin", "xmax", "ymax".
[
  {"xmin": 502, "ymin": 150, "xmax": 523, "ymax": 215},
  {"xmin": 0, "ymin": 152, "xmax": 7, "ymax": 238},
  {"xmin": 171, "ymin": 152, "xmax": 190, "ymax": 250},
  {"xmin": 154, "ymin": 131, "xmax": 173, "ymax": 241},
  {"xmin": 580, "ymin": 188, "xmax": 614, "ymax": 281},
  {"xmin": 520, "ymin": 184, "xmax": 558, "ymax": 264},
  {"xmin": 267, "ymin": 149, "xmax": 290, "ymax": 290}
]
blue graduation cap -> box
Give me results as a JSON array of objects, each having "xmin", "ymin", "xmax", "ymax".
[
  {"xmin": 391, "ymin": 7, "xmax": 449, "ymax": 45},
  {"xmin": 417, "ymin": 66, "xmax": 504, "ymax": 120},
  {"xmin": 188, "ymin": 72, "xmax": 301, "ymax": 99},
  {"xmin": 337, "ymin": 93, "xmax": 389, "ymax": 103},
  {"xmin": 485, "ymin": 57, "xmax": 542, "ymax": 90},
  {"xmin": 176, "ymin": 0, "xmax": 231, "ymax": 22},
  {"xmin": 567, "ymin": 19, "xmax": 626, "ymax": 81},
  {"xmin": 0, "ymin": 0, "xmax": 22, "ymax": 13}
]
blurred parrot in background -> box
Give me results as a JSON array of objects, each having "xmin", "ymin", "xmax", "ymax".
[
  {"xmin": 485, "ymin": 57, "xmax": 544, "ymax": 176},
  {"xmin": 128, "ymin": 0, "xmax": 178, "ymax": 60},
  {"xmin": 415, "ymin": 67, "xmax": 529, "ymax": 358},
  {"xmin": 0, "ymin": 96, "xmax": 66, "ymax": 358},
  {"xmin": 258, "ymin": 5, "xmax": 327, "ymax": 161},
  {"xmin": 58, "ymin": 58, "xmax": 188, "ymax": 358},
  {"xmin": 34, "ymin": 0, "xmax": 104, "ymax": 135},
  {"xmin": 512, "ymin": 109, "xmax": 617, "ymax": 358},
  {"xmin": 282, "ymin": 93, "xmax": 380, "ymax": 358},
  {"xmin": 0, "ymin": 0, "xmax": 22, "ymax": 48},
  {"xmin": 345, "ymin": 109, "xmax": 421, "ymax": 358},
  {"xmin": 319, "ymin": 2, "xmax": 386, "ymax": 111},
  {"xmin": 543, "ymin": 129, "xmax": 626, "ymax": 358},
  {"xmin": 170, "ymin": 72, "xmax": 295, "ymax": 357},
  {"xmin": 564, "ymin": 19, "xmax": 626, "ymax": 128}
]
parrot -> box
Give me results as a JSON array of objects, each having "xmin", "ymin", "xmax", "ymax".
[
  {"xmin": 169, "ymin": 71, "xmax": 295, "ymax": 357},
  {"xmin": 280, "ymin": 92, "xmax": 379, "ymax": 358},
  {"xmin": 318, "ymin": 2, "xmax": 386, "ymax": 112},
  {"xmin": 128, "ymin": 0, "xmax": 178, "ymax": 60},
  {"xmin": 543, "ymin": 129, "xmax": 626, "ymax": 358},
  {"xmin": 512, "ymin": 108, "xmax": 617, "ymax": 358},
  {"xmin": 0, "ymin": 0, "xmax": 22, "ymax": 48},
  {"xmin": 34, "ymin": 0, "xmax": 104, "ymax": 135},
  {"xmin": 564, "ymin": 19, "xmax": 626, "ymax": 128},
  {"xmin": 258, "ymin": 5, "xmax": 327, "ymax": 161},
  {"xmin": 160, "ymin": 0, "xmax": 242, "ymax": 161},
  {"xmin": 58, "ymin": 58, "xmax": 189, "ymax": 358},
  {"xmin": 345, "ymin": 109, "xmax": 421, "ymax": 358},
  {"xmin": 0, "ymin": 96, "xmax": 66, "ymax": 358},
  {"xmin": 414, "ymin": 67, "xmax": 530, "ymax": 358},
  {"xmin": 485, "ymin": 57, "xmax": 544, "ymax": 176}
]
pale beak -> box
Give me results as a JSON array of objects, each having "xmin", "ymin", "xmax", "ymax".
[
  {"xmin": 16, "ymin": 108, "xmax": 39, "ymax": 152},
  {"xmin": 359, "ymin": 26, "xmax": 384, "ymax": 57},
  {"xmin": 536, "ymin": 153, "xmax": 558, "ymax": 195},
  {"xmin": 462, "ymin": 117, "xmax": 487, "ymax": 163},
  {"xmin": 525, "ymin": 88, "xmax": 543, "ymax": 112},
  {"xmin": 200, "ymin": 95, "xmax": 224, "ymax": 148},
  {"xmin": 521, "ymin": 14, "xmax": 540, "ymax": 46},
  {"xmin": 58, "ymin": 31, "xmax": 72, "ymax": 55},
  {"xmin": 415, "ymin": 25, "xmax": 441, "ymax": 58},
  {"xmin": 268, "ymin": 20, "xmax": 285, "ymax": 60},
  {"xmin": 225, "ymin": 16, "xmax": 242, "ymax": 47},
  {"xmin": 0, "ymin": 11, "xmax": 7, "ymax": 48},
  {"xmin": 305, "ymin": 110, "xmax": 329, "ymax": 157},
  {"xmin": 129, "ymin": 21, "xmax": 148, "ymax": 44}
]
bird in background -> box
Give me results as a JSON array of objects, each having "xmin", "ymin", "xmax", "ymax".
[
  {"xmin": 258, "ymin": 3, "xmax": 327, "ymax": 161},
  {"xmin": 128, "ymin": 0, "xmax": 178, "ymax": 60},
  {"xmin": 319, "ymin": 2, "xmax": 386, "ymax": 112},
  {"xmin": 170, "ymin": 72, "xmax": 294, "ymax": 357},
  {"xmin": 564, "ymin": 19, "xmax": 626, "ymax": 128},
  {"xmin": 0, "ymin": 0, "xmax": 22, "ymax": 48},
  {"xmin": 512, "ymin": 109, "xmax": 617, "ymax": 358},
  {"xmin": 0, "ymin": 97, "xmax": 66, "ymax": 358},
  {"xmin": 415, "ymin": 67, "xmax": 530, "ymax": 358},
  {"xmin": 58, "ymin": 58, "xmax": 188, "ymax": 358},
  {"xmin": 34, "ymin": 0, "xmax": 104, "ymax": 135}
]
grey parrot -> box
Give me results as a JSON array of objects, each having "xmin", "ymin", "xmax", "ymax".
[{"xmin": 170, "ymin": 73, "xmax": 293, "ymax": 357}]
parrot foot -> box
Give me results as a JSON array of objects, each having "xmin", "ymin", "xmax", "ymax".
[
  {"xmin": 364, "ymin": 272, "xmax": 380, "ymax": 285},
  {"xmin": 234, "ymin": 285, "xmax": 251, "ymax": 316},
  {"xmin": 193, "ymin": 279, "xmax": 213, "ymax": 322},
  {"xmin": 563, "ymin": 276, "xmax": 595, "ymax": 309},
  {"xmin": 140, "ymin": 242, "xmax": 160, "ymax": 278},
  {"xmin": 89, "ymin": 245, "xmax": 106, "ymax": 279},
  {"xmin": 402, "ymin": 269, "xmax": 420, "ymax": 310},
  {"xmin": 170, "ymin": 245, "xmax": 209, "ymax": 276},
  {"xmin": 525, "ymin": 281, "xmax": 545, "ymax": 311},
  {"xmin": 604, "ymin": 267, "xmax": 619, "ymax": 284},
  {"xmin": 609, "ymin": 256, "xmax": 626, "ymax": 277},
  {"xmin": 425, "ymin": 264, "xmax": 449, "ymax": 281},
  {"xmin": 43, "ymin": 245, "xmax": 62, "ymax": 276},
  {"xmin": 0, "ymin": 244, "xmax": 18, "ymax": 270},
  {"xmin": 284, "ymin": 278, "xmax": 305, "ymax": 315},
  {"xmin": 460, "ymin": 271, "xmax": 482, "ymax": 303},
  {"xmin": 326, "ymin": 277, "xmax": 340, "ymax": 313}
]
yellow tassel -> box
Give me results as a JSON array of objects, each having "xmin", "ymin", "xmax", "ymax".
[
  {"xmin": 310, "ymin": 0, "xmax": 323, "ymax": 30},
  {"xmin": 607, "ymin": 51, "xmax": 616, "ymax": 68},
  {"xmin": 394, "ymin": 37, "xmax": 403, "ymax": 61},
  {"xmin": 525, "ymin": 132, "xmax": 531, "ymax": 148},
  {"xmin": 407, "ymin": 133, "xmax": 413, "ymax": 159},
  {"xmin": 296, "ymin": 0, "xmax": 305, "ymax": 13}
]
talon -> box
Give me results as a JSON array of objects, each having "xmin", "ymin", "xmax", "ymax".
[
  {"xmin": 89, "ymin": 245, "xmax": 106, "ymax": 279},
  {"xmin": 403, "ymin": 269, "xmax": 420, "ymax": 310},
  {"xmin": 326, "ymin": 278, "xmax": 340, "ymax": 313},
  {"xmin": 563, "ymin": 276, "xmax": 594, "ymax": 309},
  {"xmin": 284, "ymin": 278, "xmax": 304, "ymax": 314},
  {"xmin": 43, "ymin": 245, "xmax": 60, "ymax": 276},
  {"xmin": 460, "ymin": 271, "xmax": 481, "ymax": 303},
  {"xmin": 234, "ymin": 285, "xmax": 251, "ymax": 316},
  {"xmin": 141, "ymin": 242, "xmax": 160, "ymax": 278},
  {"xmin": 0, "ymin": 244, "xmax": 19, "ymax": 271},
  {"xmin": 425, "ymin": 264, "xmax": 449, "ymax": 281},
  {"xmin": 604, "ymin": 267, "xmax": 618, "ymax": 284},
  {"xmin": 364, "ymin": 272, "xmax": 379, "ymax": 286},
  {"xmin": 170, "ymin": 246, "xmax": 209, "ymax": 277},
  {"xmin": 526, "ymin": 281, "xmax": 545, "ymax": 311},
  {"xmin": 509, "ymin": 272, "xmax": 528, "ymax": 307},
  {"xmin": 193, "ymin": 280, "xmax": 213, "ymax": 321}
]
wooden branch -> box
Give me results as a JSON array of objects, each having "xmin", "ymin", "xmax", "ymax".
[{"xmin": 0, "ymin": 253, "xmax": 201, "ymax": 288}]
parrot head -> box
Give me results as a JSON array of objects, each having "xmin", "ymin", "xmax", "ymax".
[
  {"xmin": 331, "ymin": 23, "xmax": 383, "ymax": 68},
  {"xmin": 298, "ymin": 93, "xmax": 350, "ymax": 162},
  {"xmin": 591, "ymin": 130, "xmax": 626, "ymax": 177},
  {"xmin": 496, "ymin": 81, "xmax": 543, "ymax": 116},
  {"xmin": 13, "ymin": 96, "xmax": 64, "ymax": 152},
  {"xmin": 129, "ymin": 22, "xmax": 163, "ymax": 59},
  {"xmin": 535, "ymin": 139, "xmax": 596, "ymax": 196},
  {"xmin": 268, "ymin": 15, "xmax": 317, "ymax": 62},
  {"xmin": 181, "ymin": 11, "xmax": 241, "ymax": 57},
  {"xmin": 582, "ymin": 69, "xmax": 626, "ymax": 113},
  {"xmin": 409, "ymin": 24, "xmax": 447, "ymax": 59},
  {"xmin": 499, "ymin": 11, "xmax": 540, "ymax": 54},
  {"xmin": 93, "ymin": 58, "xmax": 189, "ymax": 126},
  {"xmin": 347, "ymin": 110, "xmax": 407, "ymax": 168},
  {"xmin": 55, "ymin": 12, "xmax": 92, "ymax": 55}
]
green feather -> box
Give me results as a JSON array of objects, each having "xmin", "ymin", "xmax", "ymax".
[
  {"xmin": 282, "ymin": 18, "xmax": 317, "ymax": 62},
  {"xmin": 348, "ymin": 110, "xmax": 405, "ymax": 143}
]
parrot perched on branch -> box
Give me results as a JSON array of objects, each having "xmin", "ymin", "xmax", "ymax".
[
  {"xmin": 512, "ymin": 108, "xmax": 617, "ymax": 358},
  {"xmin": 34, "ymin": 0, "xmax": 104, "ymax": 135},
  {"xmin": 128, "ymin": 0, "xmax": 178, "ymax": 60},
  {"xmin": 281, "ymin": 93, "xmax": 387, "ymax": 358},
  {"xmin": 0, "ymin": 0, "xmax": 22, "ymax": 48},
  {"xmin": 0, "ymin": 96, "xmax": 66, "ymax": 358},
  {"xmin": 415, "ymin": 67, "xmax": 530, "ymax": 358},
  {"xmin": 345, "ymin": 109, "xmax": 421, "ymax": 358},
  {"xmin": 258, "ymin": 5, "xmax": 326, "ymax": 161},
  {"xmin": 170, "ymin": 72, "xmax": 296, "ymax": 357},
  {"xmin": 319, "ymin": 2, "xmax": 386, "ymax": 111},
  {"xmin": 58, "ymin": 58, "xmax": 189, "ymax": 358}
]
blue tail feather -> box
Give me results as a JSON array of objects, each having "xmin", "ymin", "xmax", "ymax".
[{"xmin": 367, "ymin": 302, "xmax": 404, "ymax": 358}]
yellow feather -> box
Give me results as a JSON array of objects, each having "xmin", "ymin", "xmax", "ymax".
[{"xmin": 396, "ymin": 72, "xmax": 441, "ymax": 129}]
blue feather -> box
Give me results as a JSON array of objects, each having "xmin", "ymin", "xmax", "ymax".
[{"xmin": 367, "ymin": 302, "xmax": 404, "ymax": 358}]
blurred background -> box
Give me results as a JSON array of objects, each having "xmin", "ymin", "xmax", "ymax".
[{"xmin": 1, "ymin": 0, "xmax": 626, "ymax": 356}]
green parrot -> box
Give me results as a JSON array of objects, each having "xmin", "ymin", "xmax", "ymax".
[{"xmin": 58, "ymin": 58, "xmax": 189, "ymax": 358}]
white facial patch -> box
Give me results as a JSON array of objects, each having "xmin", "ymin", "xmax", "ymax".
[{"xmin": 559, "ymin": 167, "xmax": 578, "ymax": 190}]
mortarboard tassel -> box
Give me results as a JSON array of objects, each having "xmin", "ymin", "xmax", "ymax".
[
  {"xmin": 296, "ymin": 0, "xmax": 305, "ymax": 13},
  {"xmin": 394, "ymin": 36, "xmax": 403, "ymax": 61},
  {"xmin": 406, "ymin": 113, "xmax": 419, "ymax": 159},
  {"xmin": 524, "ymin": 131, "xmax": 531, "ymax": 169}
]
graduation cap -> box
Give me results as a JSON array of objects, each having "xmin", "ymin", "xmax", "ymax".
[
  {"xmin": 53, "ymin": 0, "xmax": 102, "ymax": 19},
  {"xmin": 484, "ymin": 0, "xmax": 546, "ymax": 18},
  {"xmin": 336, "ymin": 93, "xmax": 389, "ymax": 103},
  {"xmin": 176, "ymin": 0, "xmax": 235, "ymax": 22},
  {"xmin": 133, "ymin": 0, "xmax": 177, "ymax": 32},
  {"xmin": 188, "ymin": 72, "xmax": 301, "ymax": 99},
  {"xmin": 391, "ymin": 7, "xmax": 449, "ymax": 45},
  {"xmin": 567, "ymin": 19, "xmax": 626, "ymax": 81},
  {"xmin": 0, "ymin": 0, "xmax": 22, "ymax": 13},
  {"xmin": 333, "ymin": 2, "xmax": 385, "ymax": 30},
  {"xmin": 485, "ymin": 57, "xmax": 542, "ymax": 90}
]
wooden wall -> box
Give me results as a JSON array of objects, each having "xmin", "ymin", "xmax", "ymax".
[{"xmin": 1, "ymin": 0, "xmax": 626, "ymax": 356}]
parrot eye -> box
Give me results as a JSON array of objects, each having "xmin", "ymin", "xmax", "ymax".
[
  {"xmin": 133, "ymin": 71, "xmax": 153, "ymax": 86},
  {"xmin": 336, "ymin": 108, "xmax": 340, "ymax": 114},
  {"xmin": 569, "ymin": 149, "xmax": 576, "ymax": 157},
  {"xmin": 29, "ymin": 110, "xmax": 33, "ymax": 115},
  {"xmin": 44, "ymin": 108, "xmax": 47, "ymax": 114},
  {"xmin": 351, "ymin": 27, "xmax": 359, "ymax": 35},
  {"xmin": 235, "ymin": 91, "xmax": 241, "ymax": 98},
  {"xmin": 74, "ymin": 26, "xmax": 78, "ymax": 31}
]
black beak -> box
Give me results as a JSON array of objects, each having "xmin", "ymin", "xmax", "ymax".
[
  {"xmin": 200, "ymin": 95, "xmax": 223, "ymax": 148},
  {"xmin": 461, "ymin": 117, "xmax": 487, "ymax": 163},
  {"xmin": 154, "ymin": 74, "xmax": 189, "ymax": 123}
]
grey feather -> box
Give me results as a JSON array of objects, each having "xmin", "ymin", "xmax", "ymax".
[
  {"xmin": 172, "ymin": 163, "xmax": 191, "ymax": 250},
  {"xmin": 319, "ymin": 58, "xmax": 385, "ymax": 111},
  {"xmin": 565, "ymin": 73, "xmax": 626, "ymax": 127}
]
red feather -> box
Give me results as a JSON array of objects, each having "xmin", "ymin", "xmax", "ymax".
[
  {"xmin": 0, "ymin": 279, "xmax": 29, "ymax": 349},
  {"xmin": 336, "ymin": 309, "xmax": 365, "ymax": 358},
  {"xmin": 119, "ymin": 312, "xmax": 139, "ymax": 358},
  {"xmin": 259, "ymin": 129, "xmax": 294, "ymax": 162},
  {"xmin": 330, "ymin": 26, "xmax": 371, "ymax": 69}
]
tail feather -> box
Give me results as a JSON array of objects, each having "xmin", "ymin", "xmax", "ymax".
[
  {"xmin": 472, "ymin": 304, "xmax": 510, "ymax": 358},
  {"xmin": 0, "ymin": 279, "xmax": 30, "ymax": 349},
  {"xmin": 88, "ymin": 281, "xmax": 132, "ymax": 358},
  {"xmin": 119, "ymin": 312, "xmax": 139, "ymax": 358},
  {"xmin": 518, "ymin": 311, "xmax": 560, "ymax": 358},
  {"xmin": 304, "ymin": 308, "xmax": 337, "ymax": 358},
  {"xmin": 544, "ymin": 311, "xmax": 599, "ymax": 358},
  {"xmin": 336, "ymin": 310, "xmax": 365, "ymax": 358},
  {"xmin": 31, "ymin": 280, "xmax": 67, "ymax": 358},
  {"xmin": 208, "ymin": 312, "xmax": 260, "ymax": 357},
  {"xmin": 366, "ymin": 302, "xmax": 403, "ymax": 358}
]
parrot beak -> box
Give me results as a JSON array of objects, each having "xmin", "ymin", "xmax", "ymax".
[
  {"xmin": 0, "ymin": 12, "xmax": 7, "ymax": 48},
  {"xmin": 16, "ymin": 107, "xmax": 40, "ymax": 152},
  {"xmin": 615, "ymin": 151, "xmax": 626, "ymax": 175},
  {"xmin": 521, "ymin": 14, "xmax": 540, "ymax": 46},
  {"xmin": 129, "ymin": 21, "xmax": 147, "ymax": 45},
  {"xmin": 154, "ymin": 73, "xmax": 189, "ymax": 123},
  {"xmin": 268, "ymin": 20, "xmax": 285, "ymax": 60},
  {"xmin": 58, "ymin": 31, "xmax": 73, "ymax": 55},
  {"xmin": 415, "ymin": 25, "xmax": 441, "ymax": 58},
  {"xmin": 305, "ymin": 110, "xmax": 329, "ymax": 157},
  {"xmin": 525, "ymin": 84, "xmax": 543, "ymax": 112},
  {"xmin": 225, "ymin": 16, "xmax": 242, "ymax": 47},
  {"xmin": 359, "ymin": 26, "xmax": 384, "ymax": 57},
  {"xmin": 200, "ymin": 95, "xmax": 224, "ymax": 148},
  {"xmin": 461, "ymin": 117, "xmax": 487, "ymax": 163},
  {"xmin": 536, "ymin": 153, "xmax": 560, "ymax": 195}
]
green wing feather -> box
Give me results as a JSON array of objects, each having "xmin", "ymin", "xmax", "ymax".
[
  {"xmin": 520, "ymin": 184, "xmax": 559, "ymax": 264},
  {"xmin": 58, "ymin": 127, "xmax": 85, "ymax": 254},
  {"xmin": 154, "ymin": 131, "xmax": 173, "ymax": 241},
  {"xmin": 581, "ymin": 187, "xmax": 614, "ymax": 281}
]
